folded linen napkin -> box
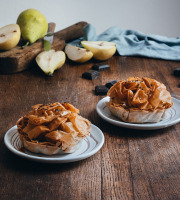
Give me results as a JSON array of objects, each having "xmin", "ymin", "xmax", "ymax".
[{"xmin": 69, "ymin": 24, "xmax": 180, "ymax": 61}]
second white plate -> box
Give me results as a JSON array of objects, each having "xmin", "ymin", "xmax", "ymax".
[{"xmin": 96, "ymin": 96, "xmax": 180, "ymax": 130}]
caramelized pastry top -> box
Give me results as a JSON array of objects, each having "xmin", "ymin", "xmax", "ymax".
[
  {"xmin": 107, "ymin": 77, "xmax": 173, "ymax": 110},
  {"xmin": 17, "ymin": 102, "xmax": 91, "ymax": 151}
]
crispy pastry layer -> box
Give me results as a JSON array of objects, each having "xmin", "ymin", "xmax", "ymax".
[
  {"xmin": 107, "ymin": 77, "xmax": 173, "ymax": 123},
  {"xmin": 17, "ymin": 102, "xmax": 91, "ymax": 155}
]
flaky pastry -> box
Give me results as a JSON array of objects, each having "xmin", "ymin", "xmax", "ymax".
[
  {"xmin": 106, "ymin": 77, "xmax": 173, "ymax": 123},
  {"xmin": 17, "ymin": 102, "xmax": 91, "ymax": 155}
]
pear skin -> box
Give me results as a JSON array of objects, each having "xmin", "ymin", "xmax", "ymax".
[{"xmin": 17, "ymin": 9, "xmax": 48, "ymax": 44}]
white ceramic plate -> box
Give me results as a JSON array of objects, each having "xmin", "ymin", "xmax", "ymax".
[
  {"xmin": 96, "ymin": 96, "xmax": 180, "ymax": 130},
  {"xmin": 4, "ymin": 124, "xmax": 104, "ymax": 163}
]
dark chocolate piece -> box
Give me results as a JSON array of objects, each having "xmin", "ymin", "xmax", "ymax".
[
  {"xmin": 91, "ymin": 63, "xmax": 110, "ymax": 71},
  {"xmin": 174, "ymin": 68, "xmax": 180, "ymax": 77},
  {"xmin": 82, "ymin": 70, "xmax": 100, "ymax": 80},
  {"xmin": 105, "ymin": 80, "xmax": 117, "ymax": 89},
  {"xmin": 178, "ymin": 84, "xmax": 180, "ymax": 88},
  {"xmin": 95, "ymin": 85, "xmax": 109, "ymax": 95}
]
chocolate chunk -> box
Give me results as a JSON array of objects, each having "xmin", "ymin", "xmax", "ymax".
[
  {"xmin": 174, "ymin": 68, "xmax": 180, "ymax": 77},
  {"xmin": 82, "ymin": 70, "xmax": 100, "ymax": 80},
  {"xmin": 95, "ymin": 85, "xmax": 109, "ymax": 95},
  {"xmin": 91, "ymin": 63, "xmax": 110, "ymax": 71},
  {"xmin": 178, "ymin": 84, "xmax": 180, "ymax": 88},
  {"xmin": 105, "ymin": 80, "xmax": 117, "ymax": 89}
]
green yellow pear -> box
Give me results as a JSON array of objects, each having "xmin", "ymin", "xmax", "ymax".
[{"xmin": 17, "ymin": 9, "xmax": 48, "ymax": 44}]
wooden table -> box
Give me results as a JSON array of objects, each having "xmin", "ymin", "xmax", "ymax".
[{"xmin": 0, "ymin": 55, "xmax": 180, "ymax": 200}]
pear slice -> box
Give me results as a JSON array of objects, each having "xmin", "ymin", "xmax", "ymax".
[
  {"xmin": 36, "ymin": 50, "xmax": 66, "ymax": 76},
  {"xmin": 65, "ymin": 45, "xmax": 93, "ymax": 63},
  {"xmin": 0, "ymin": 24, "xmax": 21, "ymax": 50},
  {"xmin": 81, "ymin": 41, "xmax": 116, "ymax": 61}
]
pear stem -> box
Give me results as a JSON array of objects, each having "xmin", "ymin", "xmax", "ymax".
[
  {"xmin": 21, "ymin": 41, "xmax": 30, "ymax": 49},
  {"xmin": 47, "ymin": 72, "xmax": 53, "ymax": 76}
]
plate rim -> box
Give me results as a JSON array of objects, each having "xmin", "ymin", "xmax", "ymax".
[
  {"xmin": 96, "ymin": 96, "xmax": 180, "ymax": 130},
  {"xmin": 4, "ymin": 124, "xmax": 104, "ymax": 163}
]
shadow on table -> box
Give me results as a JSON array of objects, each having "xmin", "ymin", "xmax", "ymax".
[
  {"xmin": 20, "ymin": 56, "xmax": 96, "ymax": 78},
  {"xmin": 97, "ymin": 118, "xmax": 174, "ymax": 139},
  {"xmin": 1, "ymin": 147, "xmax": 87, "ymax": 174}
]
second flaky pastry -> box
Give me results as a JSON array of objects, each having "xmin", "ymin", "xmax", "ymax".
[{"xmin": 106, "ymin": 77, "xmax": 173, "ymax": 123}]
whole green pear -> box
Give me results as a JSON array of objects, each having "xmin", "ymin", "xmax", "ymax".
[{"xmin": 17, "ymin": 9, "xmax": 48, "ymax": 44}]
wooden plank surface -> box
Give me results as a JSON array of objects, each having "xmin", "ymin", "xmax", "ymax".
[{"xmin": 0, "ymin": 55, "xmax": 180, "ymax": 200}]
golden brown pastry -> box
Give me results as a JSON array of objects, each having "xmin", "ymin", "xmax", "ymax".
[
  {"xmin": 106, "ymin": 77, "xmax": 173, "ymax": 123},
  {"xmin": 17, "ymin": 102, "xmax": 91, "ymax": 155}
]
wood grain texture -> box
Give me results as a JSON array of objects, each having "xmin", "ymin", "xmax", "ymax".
[
  {"xmin": 0, "ymin": 55, "xmax": 180, "ymax": 200},
  {"xmin": 0, "ymin": 21, "xmax": 87, "ymax": 74}
]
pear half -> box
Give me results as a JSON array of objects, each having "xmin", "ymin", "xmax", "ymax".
[
  {"xmin": 65, "ymin": 45, "xmax": 93, "ymax": 63},
  {"xmin": 36, "ymin": 50, "xmax": 66, "ymax": 76},
  {"xmin": 81, "ymin": 41, "xmax": 116, "ymax": 61},
  {"xmin": 0, "ymin": 24, "xmax": 21, "ymax": 50}
]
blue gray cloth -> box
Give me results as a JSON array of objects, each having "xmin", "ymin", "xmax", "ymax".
[{"xmin": 69, "ymin": 24, "xmax": 180, "ymax": 61}]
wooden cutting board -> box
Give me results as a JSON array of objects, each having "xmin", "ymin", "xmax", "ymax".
[{"xmin": 0, "ymin": 21, "xmax": 87, "ymax": 74}]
